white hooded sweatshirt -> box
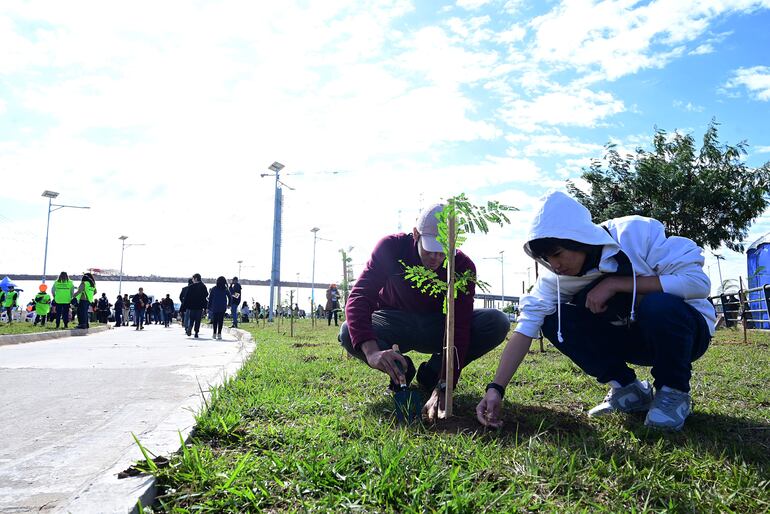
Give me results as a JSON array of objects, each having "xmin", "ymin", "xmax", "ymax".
[{"xmin": 515, "ymin": 191, "xmax": 716, "ymax": 340}]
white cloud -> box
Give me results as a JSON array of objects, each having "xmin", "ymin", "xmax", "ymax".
[
  {"xmin": 689, "ymin": 43, "xmax": 714, "ymax": 55},
  {"xmin": 518, "ymin": 134, "xmax": 603, "ymax": 157},
  {"xmin": 725, "ymin": 66, "xmax": 770, "ymax": 101},
  {"xmin": 527, "ymin": 0, "xmax": 764, "ymax": 82},
  {"xmin": 499, "ymin": 88, "xmax": 625, "ymax": 131},
  {"xmin": 456, "ymin": 0, "xmax": 493, "ymax": 10},
  {"xmin": 755, "ymin": 145, "xmax": 770, "ymax": 153},
  {"xmin": 673, "ymin": 100, "xmax": 705, "ymax": 112}
]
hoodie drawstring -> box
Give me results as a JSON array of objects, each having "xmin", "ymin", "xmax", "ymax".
[
  {"xmin": 629, "ymin": 262, "xmax": 637, "ymax": 323},
  {"xmin": 555, "ymin": 274, "xmax": 564, "ymax": 343}
]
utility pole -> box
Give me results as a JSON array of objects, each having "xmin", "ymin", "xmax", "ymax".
[{"xmin": 262, "ymin": 161, "xmax": 285, "ymax": 322}]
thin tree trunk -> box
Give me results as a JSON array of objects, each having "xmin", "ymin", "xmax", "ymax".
[{"xmin": 444, "ymin": 212, "xmax": 456, "ymax": 417}]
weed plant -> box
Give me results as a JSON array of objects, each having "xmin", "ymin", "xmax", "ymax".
[{"xmin": 141, "ymin": 322, "xmax": 769, "ymax": 513}]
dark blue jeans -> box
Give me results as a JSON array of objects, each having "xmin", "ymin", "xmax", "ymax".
[
  {"xmin": 542, "ymin": 292, "xmax": 711, "ymax": 392},
  {"xmin": 77, "ymin": 300, "xmax": 90, "ymax": 328},
  {"xmin": 339, "ymin": 309, "xmax": 510, "ymax": 387},
  {"xmin": 54, "ymin": 303, "xmax": 70, "ymax": 327},
  {"xmin": 230, "ymin": 304, "xmax": 239, "ymax": 327},
  {"xmin": 188, "ymin": 309, "xmax": 203, "ymax": 335}
]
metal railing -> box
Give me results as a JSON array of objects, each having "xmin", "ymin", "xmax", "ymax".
[{"xmin": 709, "ymin": 281, "xmax": 770, "ymax": 339}]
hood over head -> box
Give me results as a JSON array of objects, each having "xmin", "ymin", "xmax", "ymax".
[{"xmin": 524, "ymin": 191, "xmax": 618, "ymax": 272}]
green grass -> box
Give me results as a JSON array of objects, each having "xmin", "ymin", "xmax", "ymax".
[
  {"xmin": 140, "ymin": 321, "xmax": 770, "ymax": 513},
  {"xmin": 0, "ymin": 319, "xmax": 111, "ymax": 335}
]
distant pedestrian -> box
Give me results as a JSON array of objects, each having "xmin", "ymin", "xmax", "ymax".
[
  {"xmin": 208, "ymin": 276, "xmax": 232, "ymax": 340},
  {"xmin": 131, "ymin": 287, "xmax": 149, "ymax": 331},
  {"xmin": 152, "ymin": 299, "xmax": 162, "ymax": 324},
  {"xmin": 179, "ymin": 278, "xmax": 193, "ymax": 334},
  {"xmin": 325, "ymin": 283, "xmax": 340, "ymax": 326},
  {"xmin": 2, "ymin": 285, "xmax": 19, "ymax": 324},
  {"xmin": 161, "ymin": 294, "xmax": 174, "ymax": 327},
  {"xmin": 52, "ymin": 272, "xmax": 75, "ymax": 329},
  {"xmin": 97, "ymin": 293, "xmax": 110, "ymax": 324},
  {"xmin": 114, "ymin": 295, "xmax": 124, "ymax": 327},
  {"xmin": 240, "ymin": 301, "xmax": 250, "ymax": 323},
  {"xmin": 122, "ymin": 294, "xmax": 130, "ymax": 326},
  {"xmin": 74, "ymin": 273, "xmax": 96, "ymax": 329},
  {"xmin": 181, "ymin": 273, "xmax": 208, "ymax": 338},
  {"xmin": 33, "ymin": 284, "xmax": 51, "ymax": 326},
  {"xmin": 229, "ymin": 277, "xmax": 242, "ymax": 328}
]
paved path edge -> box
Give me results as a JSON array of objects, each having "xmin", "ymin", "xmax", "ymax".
[
  {"xmin": 56, "ymin": 326, "xmax": 256, "ymax": 514},
  {"xmin": 0, "ymin": 325, "xmax": 112, "ymax": 346}
]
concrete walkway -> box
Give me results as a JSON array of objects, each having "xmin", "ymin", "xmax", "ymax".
[{"xmin": 0, "ymin": 323, "xmax": 256, "ymax": 513}]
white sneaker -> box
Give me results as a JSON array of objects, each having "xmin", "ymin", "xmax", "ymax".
[
  {"xmin": 644, "ymin": 386, "xmax": 691, "ymax": 431},
  {"xmin": 588, "ymin": 380, "xmax": 653, "ymax": 417}
]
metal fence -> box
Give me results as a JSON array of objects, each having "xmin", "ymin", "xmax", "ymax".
[{"xmin": 710, "ymin": 282, "xmax": 770, "ymax": 338}]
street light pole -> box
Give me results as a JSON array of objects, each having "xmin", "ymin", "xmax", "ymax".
[
  {"xmin": 263, "ymin": 161, "xmax": 285, "ymax": 322},
  {"xmin": 713, "ymin": 252, "xmax": 725, "ymax": 292},
  {"xmin": 237, "ymin": 260, "xmax": 243, "ymax": 279},
  {"xmin": 311, "ymin": 227, "xmax": 319, "ymax": 326},
  {"xmin": 41, "ymin": 190, "xmax": 90, "ymax": 283},
  {"xmin": 483, "ymin": 250, "xmax": 505, "ymax": 308},
  {"xmin": 118, "ymin": 235, "xmax": 145, "ymax": 295}
]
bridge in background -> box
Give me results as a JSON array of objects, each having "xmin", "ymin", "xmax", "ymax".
[{"xmin": 9, "ymin": 273, "xmax": 520, "ymax": 304}]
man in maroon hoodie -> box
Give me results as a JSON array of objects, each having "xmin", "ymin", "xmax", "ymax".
[{"xmin": 340, "ymin": 203, "xmax": 510, "ymax": 420}]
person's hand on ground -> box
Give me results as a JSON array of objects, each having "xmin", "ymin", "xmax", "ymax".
[
  {"xmin": 476, "ymin": 389, "xmax": 503, "ymax": 428},
  {"xmin": 422, "ymin": 386, "xmax": 447, "ymax": 422},
  {"xmin": 362, "ymin": 343, "xmax": 408, "ymax": 385}
]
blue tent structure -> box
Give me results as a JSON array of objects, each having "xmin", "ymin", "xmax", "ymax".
[
  {"xmin": 0, "ymin": 276, "xmax": 17, "ymax": 292},
  {"xmin": 746, "ymin": 232, "xmax": 770, "ymax": 329}
]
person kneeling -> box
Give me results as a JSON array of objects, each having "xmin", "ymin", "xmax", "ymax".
[{"xmin": 477, "ymin": 191, "xmax": 714, "ymax": 431}]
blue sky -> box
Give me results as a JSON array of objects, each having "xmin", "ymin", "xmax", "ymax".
[{"xmin": 1, "ymin": 0, "xmax": 769, "ymax": 301}]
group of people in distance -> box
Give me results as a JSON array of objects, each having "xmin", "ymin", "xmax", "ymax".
[
  {"xmin": 178, "ymin": 274, "xmax": 243, "ymax": 340},
  {"xmin": 340, "ymin": 191, "xmax": 714, "ymax": 431}
]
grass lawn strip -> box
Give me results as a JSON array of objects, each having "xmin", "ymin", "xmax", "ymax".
[{"xmin": 137, "ymin": 322, "xmax": 769, "ymax": 512}]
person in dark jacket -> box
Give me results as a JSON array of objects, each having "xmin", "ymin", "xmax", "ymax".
[
  {"xmin": 180, "ymin": 273, "xmax": 208, "ymax": 338},
  {"xmin": 229, "ymin": 277, "xmax": 242, "ymax": 328},
  {"xmin": 114, "ymin": 295, "xmax": 124, "ymax": 327},
  {"xmin": 131, "ymin": 287, "xmax": 150, "ymax": 330},
  {"xmin": 161, "ymin": 294, "xmax": 174, "ymax": 327},
  {"xmin": 179, "ymin": 278, "xmax": 193, "ymax": 333},
  {"xmin": 339, "ymin": 202, "xmax": 510, "ymax": 421},
  {"xmin": 209, "ymin": 276, "xmax": 232, "ymax": 340}
]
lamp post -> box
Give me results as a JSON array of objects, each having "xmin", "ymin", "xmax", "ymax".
[
  {"xmin": 118, "ymin": 236, "xmax": 145, "ymax": 295},
  {"xmin": 237, "ymin": 260, "xmax": 243, "ymax": 279},
  {"xmin": 713, "ymin": 252, "xmax": 725, "ymax": 293},
  {"xmin": 311, "ymin": 227, "xmax": 319, "ymax": 326},
  {"xmin": 262, "ymin": 161, "xmax": 285, "ymax": 322},
  {"xmin": 483, "ymin": 250, "xmax": 505, "ymax": 307},
  {"xmin": 41, "ymin": 190, "xmax": 90, "ymax": 283}
]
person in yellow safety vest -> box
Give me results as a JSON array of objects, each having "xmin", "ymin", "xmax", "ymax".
[
  {"xmin": 74, "ymin": 272, "xmax": 96, "ymax": 329},
  {"xmin": 52, "ymin": 271, "xmax": 75, "ymax": 329},
  {"xmin": 34, "ymin": 284, "xmax": 52, "ymax": 327},
  {"xmin": 2, "ymin": 285, "xmax": 19, "ymax": 324}
]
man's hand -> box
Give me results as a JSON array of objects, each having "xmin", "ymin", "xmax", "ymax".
[
  {"xmin": 584, "ymin": 278, "xmax": 618, "ymax": 314},
  {"xmin": 476, "ymin": 389, "xmax": 503, "ymax": 428},
  {"xmin": 422, "ymin": 386, "xmax": 447, "ymax": 423},
  {"xmin": 361, "ymin": 341, "xmax": 408, "ymax": 385}
]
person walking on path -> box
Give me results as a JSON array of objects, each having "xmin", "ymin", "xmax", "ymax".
[
  {"xmin": 476, "ymin": 191, "xmax": 714, "ymax": 432},
  {"xmin": 131, "ymin": 287, "xmax": 150, "ymax": 331},
  {"xmin": 73, "ymin": 273, "xmax": 96, "ymax": 329},
  {"xmin": 179, "ymin": 278, "xmax": 193, "ymax": 334},
  {"xmin": 97, "ymin": 293, "xmax": 110, "ymax": 324},
  {"xmin": 229, "ymin": 277, "xmax": 242, "ymax": 328},
  {"xmin": 121, "ymin": 294, "xmax": 130, "ymax": 326},
  {"xmin": 114, "ymin": 295, "xmax": 124, "ymax": 327},
  {"xmin": 2, "ymin": 285, "xmax": 19, "ymax": 324},
  {"xmin": 152, "ymin": 299, "xmax": 162, "ymax": 325},
  {"xmin": 339, "ymin": 202, "xmax": 510, "ymax": 421},
  {"xmin": 33, "ymin": 284, "xmax": 52, "ymax": 326},
  {"xmin": 325, "ymin": 284, "xmax": 341, "ymax": 326},
  {"xmin": 161, "ymin": 294, "xmax": 174, "ymax": 327},
  {"xmin": 180, "ymin": 273, "xmax": 208, "ymax": 338},
  {"xmin": 52, "ymin": 272, "xmax": 74, "ymax": 329},
  {"xmin": 209, "ymin": 276, "xmax": 232, "ymax": 340}
]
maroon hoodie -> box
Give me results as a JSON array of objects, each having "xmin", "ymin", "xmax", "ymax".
[{"xmin": 345, "ymin": 233, "xmax": 476, "ymax": 382}]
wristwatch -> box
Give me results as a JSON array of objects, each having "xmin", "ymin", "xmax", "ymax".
[{"xmin": 486, "ymin": 382, "xmax": 506, "ymax": 398}]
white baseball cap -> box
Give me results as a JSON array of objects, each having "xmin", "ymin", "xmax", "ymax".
[{"xmin": 415, "ymin": 203, "xmax": 446, "ymax": 253}]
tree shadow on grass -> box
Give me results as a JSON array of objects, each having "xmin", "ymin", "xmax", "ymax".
[{"xmin": 364, "ymin": 392, "xmax": 769, "ymax": 473}]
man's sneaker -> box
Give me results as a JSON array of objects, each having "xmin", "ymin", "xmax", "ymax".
[
  {"xmin": 588, "ymin": 380, "xmax": 653, "ymax": 417},
  {"xmin": 644, "ymin": 386, "xmax": 691, "ymax": 431}
]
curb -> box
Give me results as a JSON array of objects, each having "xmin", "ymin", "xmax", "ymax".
[
  {"xmin": 0, "ymin": 325, "xmax": 112, "ymax": 347},
  {"xmin": 58, "ymin": 326, "xmax": 257, "ymax": 513}
]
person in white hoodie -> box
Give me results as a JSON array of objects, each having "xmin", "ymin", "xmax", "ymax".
[{"xmin": 477, "ymin": 191, "xmax": 715, "ymax": 431}]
